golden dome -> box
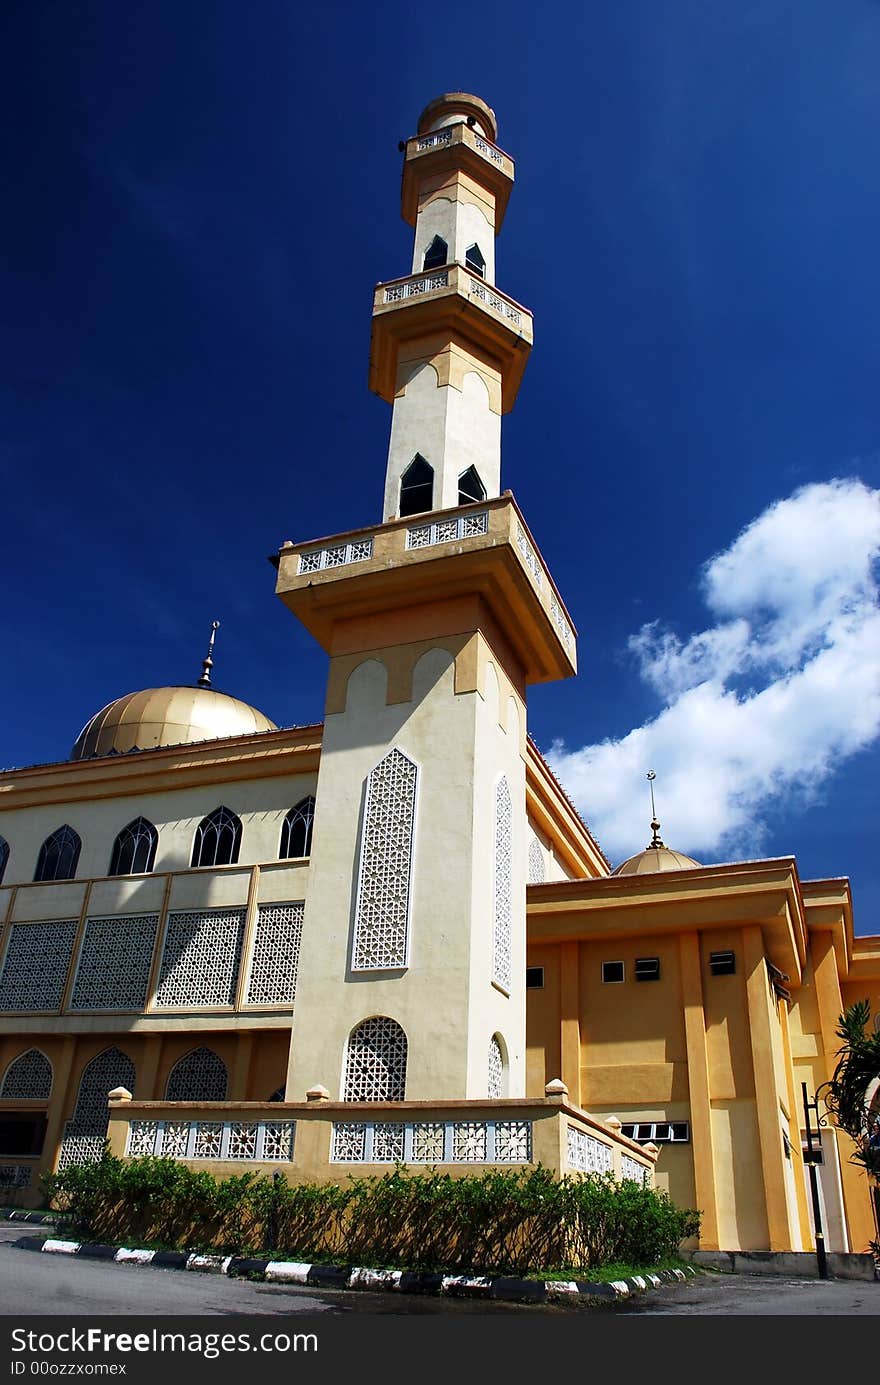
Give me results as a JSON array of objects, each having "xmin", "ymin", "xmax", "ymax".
[
  {"xmin": 612, "ymin": 819, "xmax": 701, "ymax": 876},
  {"xmin": 70, "ymin": 686, "xmax": 278, "ymax": 760}
]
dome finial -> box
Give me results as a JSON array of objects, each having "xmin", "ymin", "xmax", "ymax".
[
  {"xmin": 197, "ymin": 621, "xmax": 220, "ymax": 688},
  {"xmin": 646, "ymin": 769, "xmax": 665, "ymax": 848}
]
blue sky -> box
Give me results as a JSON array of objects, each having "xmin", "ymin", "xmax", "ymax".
[{"xmin": 2, "ymin": 2, "xmax": 878, "ymax": 932}]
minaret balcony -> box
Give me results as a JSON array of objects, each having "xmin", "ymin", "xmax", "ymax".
[
  {"xmin": 370, "ymin": 263, "xmax": 533, "ymax": 412},
  {"xmin": 401, "ymin": 122, "xmax": 515, "ymax": 229},
  {"xmin": 274, "ymin": 494, "xmax": 576, "ymax": 684}
]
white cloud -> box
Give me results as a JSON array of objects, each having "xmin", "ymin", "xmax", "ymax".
[{"xmin": 548, "ymin": 479, "xmax": 880, "ymax": 865}]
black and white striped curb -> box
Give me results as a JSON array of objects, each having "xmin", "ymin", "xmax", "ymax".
[
  {"xmin": 12, "ymin": 1236, "xmax": 697, "ymax": 1302},
  {"xmin": 3, "ymin": 1210, "xmax": 57, "ymax": 1225}
]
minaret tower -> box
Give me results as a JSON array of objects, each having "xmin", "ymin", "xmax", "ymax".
[{"xmin": 275, "ymin": 93, "xmax": 577, "ymax": 1105}]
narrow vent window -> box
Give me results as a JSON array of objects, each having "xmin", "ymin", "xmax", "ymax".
[
  {"xmin": 635, "ymin": 957, "xmax": 660, "ymax": 982},
  {"xmin": 602, "ymin": 961, "xmax": 624, "ymax": 984}
]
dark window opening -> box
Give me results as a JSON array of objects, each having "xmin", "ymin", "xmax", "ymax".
[
  {"xmin": 423, "ymin": 236, "xmax": 448, "ymax": 272},
  {"xmin": 602, "ymin": 961, "xmax": 625, "ymax": 984},
  {"xmin": 280, "ymin": 796, "xmax": 315, "ymax": 859},
  {"xmin": 465, "ymin": 243, "xmax": 485, "ymax": 277},
  {"xmin": 526, "ymin": 966, "xmax": 545, "ymax": 989},
  {"xmin": 458, "ymin": 466, "xmax": 486, "ymax": 506},
  {"xmin": 0, "ymin": 1115, "xmax": 47, "ymax": 1157},
  {"xmin": 34, "ymin": 825, "xmax": 81, "ymax": 883},
  {"xmin": 109, "ymin": 817, "xmax": 158, "ymax": 876},
  {"xmin": 621, "ymin": 1121, "xmax": 690, "ymax": 1144},
  {"xmin": 0, "ymin": 836, "xmax": 8, "ymax": 886},
  {"xmin": 191, "ymin": 806, "xmax": 242, "ymax": 868},
  {"xmin": 399, "ymin": 455, "xmax": 434, "ymax": 518},
  {"xmin": 635, "ymin": 957, "xmax": 661, "ymax": 982},
  {"xmin": 709, "ymin": 950, "xmax": 736, "ymax": 976}
]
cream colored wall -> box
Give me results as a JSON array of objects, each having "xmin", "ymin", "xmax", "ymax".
[
  {"xmin": 383, "ymin": 362, "xmax": 500, "ymax": 518},
  {"xmin": 711, "ymin": 1098, "xmax": 769, "ymax": 1249},
  {"xmin": 411, "ymin": 195, "xmax": 496, "ymax": 283},
  {"xmin": 0, "ymin": 771, "xmax": 318, "ymax": 886},
  {"xmin": 286, "ymin": 645, "xmax": 527, "ymax": 1103}
]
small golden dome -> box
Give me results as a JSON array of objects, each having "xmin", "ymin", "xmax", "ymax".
[
  {"xmin": 612, "ymin": 817, "xmax": 701, "ymax": 876},
  {"xmin": 70, "ymin": 686, "xmax": 277, "ymax": 761}
]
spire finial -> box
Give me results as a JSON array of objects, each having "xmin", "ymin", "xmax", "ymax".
[
  {"xmin": 646, "ymin": 769, "xmax": 665, "ymax": 848},
  {"xmin": 197, "ymin": 621, "xmax": 220, "ymax": 688}
]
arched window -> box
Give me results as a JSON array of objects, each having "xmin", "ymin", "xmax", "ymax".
[
  {"xmin": 268, "ymin": 1085, "xmax": 285, "ymax": 1102},
  {"xmin": 58, "ymin": 1046, "xmax": 135, "ymax": 1169},
  {"xmin": 0, "ymin": 836, "xmax": 8, "ymax": 885},
  {"xmin": 1, "ymin": 1048, "xmax": 52, "ymax": 1100},
  {"xmin": 191, "ymin": 806, "xmax": 241, "ymax": 868},
  {"xmin": 108, "ymin": 818, "xmax": 158, "ymax": 876},
  {"xmin": 399, "ymin": 454, "xmax": 434, "ymax": 518},
  {"xmin": 34, "ymin": 825, "xmax": 81, "ymax": 883},
  {"xmin": 458, "ymin": 466, "xmax": 486, "ymax": 506},
  {"xmin": 465, "ymin": 243, "xmax": 485, "ymax": 278},
  {"xmin": 165, "ymin": 1047, "xmax": 228, "ymax": 1101},
  {"xmin": 342, "ymin": 1017, "xmax": 407, "ymax": 1101},
  {"xmin": 528, "ymin": 838, "xmax": 545, "ymax": 884},
  {"xmin": 488, "ymin": 1035, "xmax": 505, "ymax": 1099},
  {"xmin": 422, "ymin": 235, "xmax": 447, "ymax": 272},
  {"xmin": 279, "ymin": 797, "xmax": 315, "ymax": 859},
  {"xmin": 493, "ymin": 777, "xmax": 512, "ymax": 992}
]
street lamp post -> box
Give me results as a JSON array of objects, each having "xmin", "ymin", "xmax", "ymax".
[{"xmin": 801, "ymin": 1082, "xmax": 829, "ymax": 1280}]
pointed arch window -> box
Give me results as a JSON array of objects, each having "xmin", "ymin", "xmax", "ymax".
[
  {"xmin": 58, "ymin": 1046, "xmax": 135, "ymax": 1169},
  {"xmin": 191, "ymin": 806, "xmax": 241, "ymax": 868},
  {"xmin": 165, "ymin": 1047, "xmax": 228, "ymax": 1102},
  {"xmin": 488, "ymin": 1035, "xmax": 505, "ymax": 1099},
  {"xmin": 465, "ymin": 243, "xmax": 485, "ymax": 278},
  {"xmin": 34, "ymin": 825, "xmax": 81, "ymax": 883},
  {"xmin": 280, "ymin": 796, "xmax": 315, "ymax": 859},
  {"xmin": 422, "ymin": 235, "xmax": 447, "ymax": 272},
  {"xmin": 0, "ymin": 836, "xmax": 8, "ymax": 885},
  {"xmin": 352, "ymin": 748, "xmax": 418, "ymax": 970},
  {"xmin": 342, "ymin": 1017, "xmax": 407, "ymax": 1101},
  {"xmin": 109, "ymin": 818, "xmax": 158, "ymax": 876},
  {"xmin": 1, "ymin": 1048, "xmax": 52, "ymax": 1100},
  {"xmin": 399, "ymin": 454, "xmax": 434, "ymax": 518},
  {"xmin": 458, "ymin": 466, "xmax": 486, "ymax": 506}
]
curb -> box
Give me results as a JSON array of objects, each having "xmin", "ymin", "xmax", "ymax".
[
  {"xmin": 11, "ymin": 1236, "xmax": 697, "ymax": 1303},
  {"xmin": 3, "ymin": 1210, "xmax": 57, "ymax": 1225}
]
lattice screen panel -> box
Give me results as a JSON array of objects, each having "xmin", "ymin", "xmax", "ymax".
[
  {"xmin": 165, "ymin": 1047, "xmax": 228, "ymax": 1101},
  {"xmin": 0, "ymin": 920, "xmax": 77, "ymax": 1012},
  {"xmin": 621, "ymin": 1154, "xmax": 650, "ymax": 1185},
  {"xmin": 342, "ymin": 1017, "xmax": 407, "ymax": 1101},
  {"xmin": 351, "ymin": 748, "xmax": 417, "ymax": 970},
  {"xmin": 528, "ymin": 838, "xmax": 545, "ymax": 884},
  {"xmin": 1, "ymin": 1048, "xmax": 52, "ymax": 1099},
  {"xmin": 488, "ymin": 1038, "xmax": 503, "ymax": 1098},
  {"xmin": 567, "ymin": 1125, "xmax": 613, "ymax": 1174},
  {"xmin": 58, "ymin": 1047, "xmax": 135, "ymax": 1170},
  {"xmin": 493, "ymin": 777, "xmax": 512, "ymax": 991},
  {"xmin": 246, "ymin": 902, "xmax": 304, "ymax": 1006},
  {"xmin": 155, "ymin": 908, "xmax": 245, "ymax": 1007},
  {"xmin": 70, "ymin": 914, "xmax": 158, "ymax": 1011}
]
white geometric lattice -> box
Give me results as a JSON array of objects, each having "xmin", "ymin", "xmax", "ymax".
[
  {"xmin": 567, "ymin": 1125, "xmax": 613, "ymax": 1174},
  {"xmin": 0, "ymin": 1165, "xmax": 32, "ymax": 1188},
  {"xmin": 127, "ymin": 1121, "xmax": 159, "ymax": 1157},
  {"xmin": 528, "ymin": 838, "xmax": 545, "ymax": 885},
  {"xmin": 155, "ymin": 908, "xmax": 245, "ymax": 1007},
  {"xmin": 246, "ymin": 902, "xmax": 304, "ymax": 1006},
  {"xmin": 70, "ymin": 915, "xmax": 158, "ymax": 1011},
  {"xmin": 165, "ymin": 1048, "xmax": 228, "ymax": 1101},
  {"xmin": 372, "ymin": 1123, "xmax": 405, "ymax": 1162},
  {"xmin": 342, "ymin": 1017, "xmax": 407, "ymax": 1101},
  {"xmin": 621, "ymin": 1154, "xmax": 650, "ymax": 1185},
  {"xmin": 262, "ymin": 1123, "xmax": 295, "ymax": 1161},
  {"xmin": 331, "ymin": 1123, "xmax": 366, "ymax": 1161},
  {"xmin": 351, "ymin": 749, "xmax": 417, "ymax": 970},
  {"xmin": 453, "ymin": 1123, "xmax": 488, "ymax": 1162},
  {"xmin": 58, "ymin": 1047, "xmax": 135, "ymax": 1169},
  {"xmin": 0, "ymin": 920, "xmax": 77, "ymax": 1012},
  {"xmin": 488, "ymin": 1037, "xmax": 503, "ymax": 1099},
  {"xmin": 1, "ymin": 1048, "xmax": 53, "ymax": 1099},
  {"xmin": 494, "ymin": 1122, "xmax": 532, "ymax": 1163},
  {"xmin": 227, "ymin": 1123, "xmax": 258, "ymax": 1160},
  {"xmin": 162, "ymin": 1122, "xmax": 190, "ymax": 1158},
  {"xmin": 493, "ymin": 777, "xmax": 512, "ymax": 991},
  {"xmin": 411, "ymin": 1123, "xmax": 445, "ymax": 1163},
  {"xmin": 193, "ymin": 1123, "xmax": 223, "ymax": 1159}
]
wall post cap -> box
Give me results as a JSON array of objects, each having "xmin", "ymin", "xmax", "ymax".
[
  {"xmin": 544, "ymin": 1078, "xmax": 569, "ymax": 1098},
  {"xmin": 306, "ymin": 1085, "xmax": 331, "ymax": 1102},
  {"xmin": 644, "ymin": 1142, "xmax": 660, "ymax": 1157},
  {"xmin": 604, "ymin": 1115, "xmax": 622, "ymax": 1131},
  {"xmin": 108, "ymin": 1087, "xmax": 132, "ymax": 1102}
]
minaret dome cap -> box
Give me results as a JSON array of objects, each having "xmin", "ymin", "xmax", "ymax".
[{"xmin": 417, "ymin": 92, "xmax": 498, "ymax": 143}]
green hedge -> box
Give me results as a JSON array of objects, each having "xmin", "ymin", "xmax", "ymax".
[{"xmin": 43, "ymin": 1156, "xmax": 700, "ymax": 1275}]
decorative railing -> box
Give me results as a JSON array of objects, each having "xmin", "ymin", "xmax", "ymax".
[
  {"xmin": 515, "ymin": 524, "xmax": 542, "ymax": 590},
  {"xmin": 416, "ymin": 130, "xmax": 453, "ymax": 151},
  {"xmin": 126, "ymin": 1118, "xmax": 295, "ymax": 1163},
  {"xmin": 467, "ymin": 278, "xmax": 521, "ymax": 327},
  {"xmin": 620, "ymin": 1154, "xmax": 651, "ymax": 1185},
  {"xmin": 406, "ymin": 511, "xmax": 488, "ymax": 550},
  {"xmin": 384, "ymin": 272, "xmax": 449, "ymax": 303},
  {"xmin": 0, "ymin": 1164, "xmax": 32, "ymax": 1189},
  {"xmin": 474, "ymin": 135, "xmax": 505, "ymax": 165},
  {"xmin": 549, "ymin": 592, "xmax": 573, "ymax": 651},
  {"xmin": 299, "ymin": 538, "xmax": 374, "ymax": 575},
  {"xmin": 567, "ymin": 1125, "xmax": 613, "ymax": 1174},
  {"xmin": 331, "ymin": 1119, "xmax": 532, "ymax": 1164}
]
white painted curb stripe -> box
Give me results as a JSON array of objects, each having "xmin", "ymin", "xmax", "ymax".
[
  {"xmin": 609, "ymin": 1280, "xmax": 630, "ymax": 1295},
  {"xmin": 114, "ymin": 1248, "xmax": 156, "ymax": 1264},
  {"xmin": 630, "ymin": 1275, "xmax": 647, "ymax": 1289},
  {"xmin": 264, "ymin": 1261, "xmax": 311, "ymax": 1283},
  {"xmin": 349, "ymin": 1267, "xmax": 402, "ymax": 1290},
  {"xmin": 440, "ymin": 1275, "xmax": 492, "ymax": 1292},
  {"xmin": 185, "ymin": 1254, "xmax": 228, "ymax": 1273},
  {"xmin": 546, "ymin": 1281, "xmax": 579, "ymax": 1296},
  {"xmin": 42, "ymin": 1240, "xmax": 80, "ymax": 1256}
]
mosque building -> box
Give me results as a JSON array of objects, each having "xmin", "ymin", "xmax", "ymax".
[{"xmin": 1, "ymin": 93, "xmax": 878, "ymax": 1255}]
